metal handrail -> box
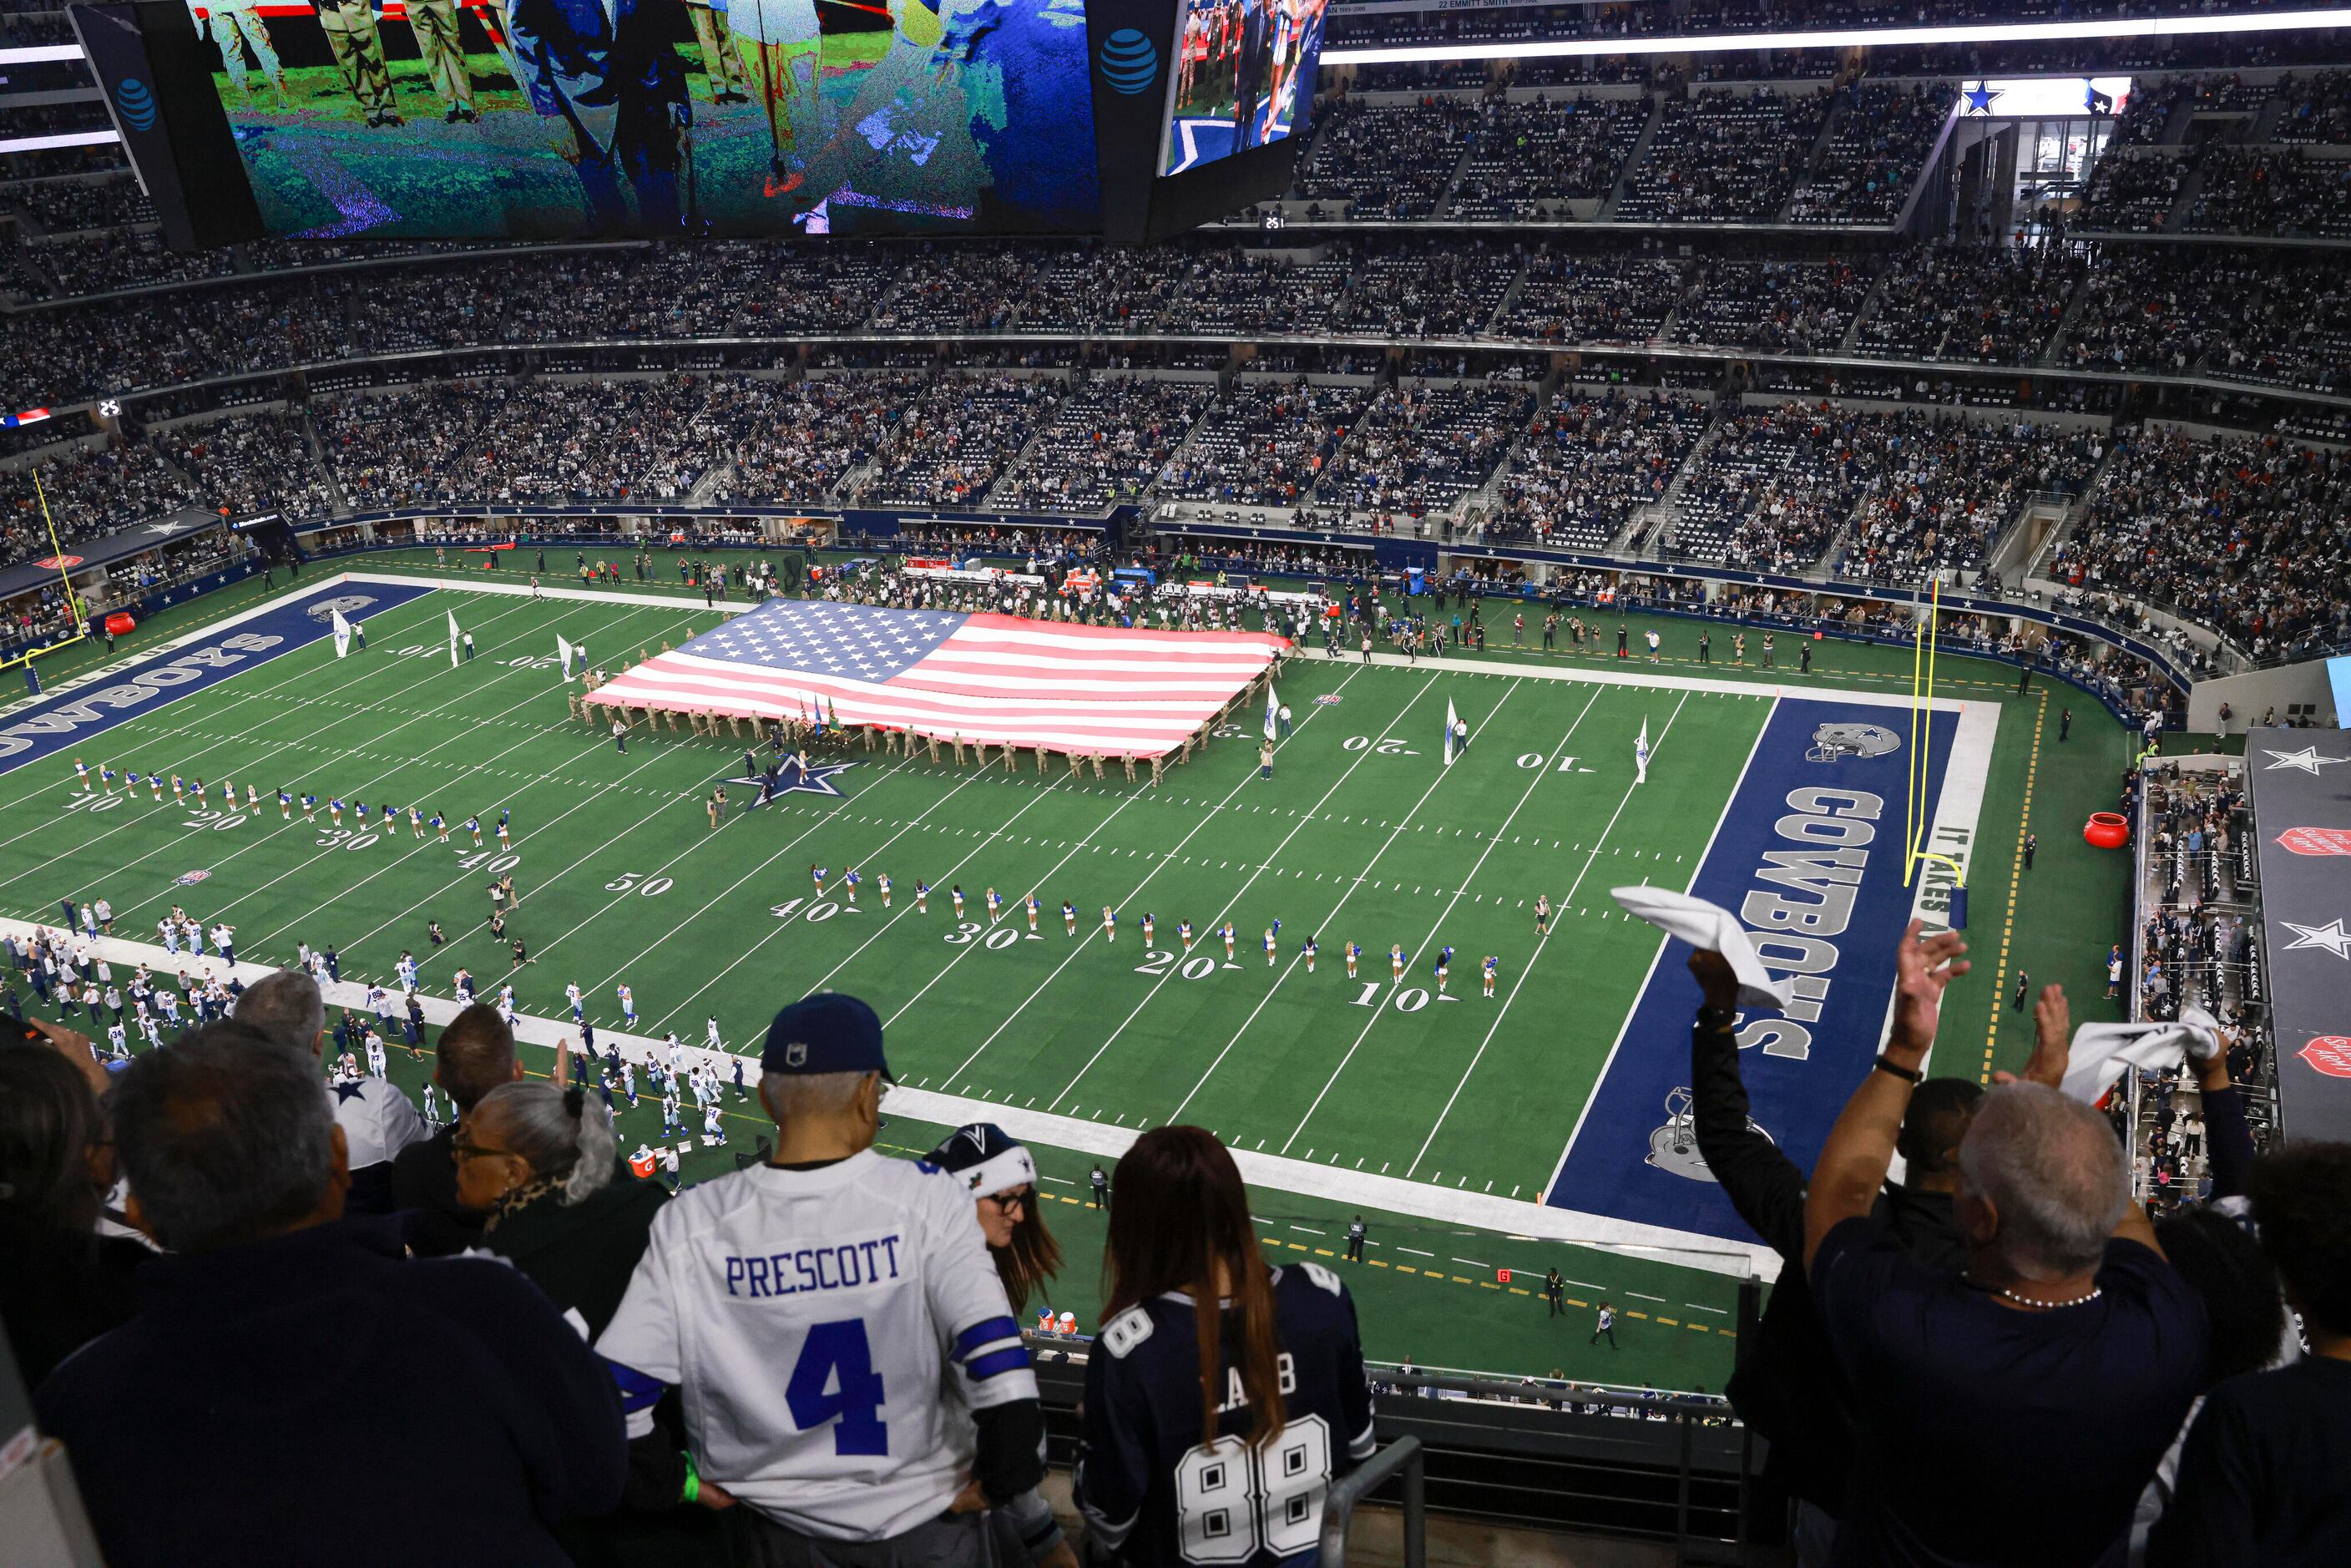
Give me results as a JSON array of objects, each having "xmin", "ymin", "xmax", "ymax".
[{"xmin": 1321, "ymin": 1435, "xmax": 1427, "ymax": 1568}]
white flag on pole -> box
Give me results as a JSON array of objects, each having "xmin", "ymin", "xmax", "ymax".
[
  {"xmin": 1263, "ymin": 682, "xmax": 1280, "ymax": 743},
  {"xmin": 331, "ymin": 610, "xmax": 352, "ymax": 660},
  {"xmin": 558, "ymin": 634, "xmax": 577, "ymax": 680},
  {"xmin": 1443, "ymin": 697, "xmax": 1460, "ymax": 766},
  {"xmin": 447, "ymin": 610, "xmax": 462, "ymax": 668},
  {"xmin": 1634, "ymin": 717, "xmax": 1651, "ymax": 784}
]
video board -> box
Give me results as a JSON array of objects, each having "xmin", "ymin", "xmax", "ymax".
[
  {"xmin": 185, "ymin": 0, "xmax": 1103, "ymax": 238},
  {"xmin": 1156, "ymin": 0, "xmax": 1324, "ymax": 175}
]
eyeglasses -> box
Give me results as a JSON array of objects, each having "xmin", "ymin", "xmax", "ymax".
[
  {"xmin": 452, "ymin": 1139, "xmax": 513, "ymax": 1164},
  {"xmin": 982, "ymin": 1189, "xmax": 1031, "ymax": 1215}
]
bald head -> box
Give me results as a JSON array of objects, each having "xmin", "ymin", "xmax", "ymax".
[
  {"xmin": 1957, "ymin": 1082, "xmax": 2130, "ymax": 1281},
  {"xmin": 436, "ymin": 1004, "xmax": 519, "ymax": 1113},
  {"xmin": 236, "ymin": 971, "xmax": 327, "ymax": 1060}
]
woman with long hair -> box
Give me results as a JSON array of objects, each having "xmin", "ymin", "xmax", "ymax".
[
  {"xmin": 1074, "ymin": 1125, "xmax": 1375, "ymax": 1566},
  {"xmin": 927, "ymin": 1123, "xmax": 1074, "ymax": 1568},
  {"xmin": 0, "ymin": 1034, "xmax": 146, "ymax": 1386}
]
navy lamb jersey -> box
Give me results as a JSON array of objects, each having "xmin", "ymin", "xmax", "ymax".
[{"xmin": 1075, "ymin": 1262, "xmax": 1376, "ymax": 1565}]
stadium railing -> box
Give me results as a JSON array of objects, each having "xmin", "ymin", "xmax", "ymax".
[
  {"xmin": 1024, "ymin": 1338, "xmax": 1760, "ymax": 1557},
  {"xmin": 1322, "ymin": 1433, "xmax": 1427, "ymax": 1568}
]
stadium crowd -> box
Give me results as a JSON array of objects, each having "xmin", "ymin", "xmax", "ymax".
[{"xmin": 4, "ymin": 898, "xmax": 2346, "ymax": 1565}]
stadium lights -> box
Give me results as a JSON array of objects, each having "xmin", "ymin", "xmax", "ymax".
[{"xmin": 1321, "ymin": 8, "xmax": 2351, "ymax": 64}]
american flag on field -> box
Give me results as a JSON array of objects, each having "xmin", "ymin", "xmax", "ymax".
[{"xmin": 585, "ymin": 600, "xmax": 1287, "ymax": 759}]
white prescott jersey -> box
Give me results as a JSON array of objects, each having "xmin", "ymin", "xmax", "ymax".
[{"xmin": 596, "ymin": 1148, "xmax": 1036, "ymax": 1541}]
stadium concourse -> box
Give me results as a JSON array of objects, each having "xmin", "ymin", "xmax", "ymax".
[{"xmin": 8, "ymin": 5, "xmax": 2351, "ymax": 1565}]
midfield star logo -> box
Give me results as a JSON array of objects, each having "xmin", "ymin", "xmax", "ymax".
[
  {"xmin": 2277, "ymin": 827, "xmax": 2351, "ymax": 857},
  {"xmin": 721, "ymin": 755, "xmax": 857, "ymax": 803},
  {"xmin": 2298, "ymin": 1037, "xmax": 2351, "ymax": 1080}
]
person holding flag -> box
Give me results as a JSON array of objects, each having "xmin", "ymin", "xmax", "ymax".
[
  {"xmin": 1443, "ymin": 697, "xmax": 1463, "ymax": 765},
  {"xmin": 1635, "ymin": 717, "xmax": 1651, "ymax": 785},
  {"xmin": 331, "ymin": 609, "xmax": 354, "ymax": 659},
  {"xmin": 447, "ymin": 610, "xmax": 463, "ymax": 665},
  {"xmin": 559, "ymin": 634, "xmax": 579, "ymax": 680}
]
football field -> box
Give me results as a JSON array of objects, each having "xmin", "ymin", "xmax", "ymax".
[{"xmin": 1, "ymin": 567, "xmax": 2035, "ymax": 1382}]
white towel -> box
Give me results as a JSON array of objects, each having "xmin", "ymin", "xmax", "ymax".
[
  {"xmin": 1610, "ymin": 886, "xmax": 1795, "ymax": 1010},
  {"xmin": 2060, "ymin": 1006, "xmax": 2221, "ymax": 1104}
]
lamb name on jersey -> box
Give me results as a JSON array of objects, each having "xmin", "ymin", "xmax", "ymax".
[
  {"xmin": 1076, "ymin": 1263, "xmax": 1375, "ymax": 1567},
  {"xmin": 595, "ymin": 1149, "xmax": 1036, "ymax": 1542}
]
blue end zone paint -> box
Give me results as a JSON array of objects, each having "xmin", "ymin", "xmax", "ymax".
[
  {"xmin": 0, "ymin": 582, "xmax": 436, "ymax": 776},
  {"xmin": 1546, "ymin": 697, "xmax": 1959, "ymax": 1246}
]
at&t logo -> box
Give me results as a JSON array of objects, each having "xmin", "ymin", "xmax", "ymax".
[
  {"xmin": 114, "ymin": 77, "xmax": 158, "ymax": 132},
  {"xmin": 1098, "ymin": 28, "xmax": 1159, "ymax": 95}
]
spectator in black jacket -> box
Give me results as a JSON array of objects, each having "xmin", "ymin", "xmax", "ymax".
[
  {"xmin": 390, "ymin": 1001, "xmax": 523, "ymax": 1256},
  {"xmin": 35, "ymin": 1024, "xmax": 626, "ymax": 1568},
  {"xmin": 463, "ymin": 1077, "xmax": 730, "ymax": 1566},
  {"xmin": 2150, "ymin": 1142, "xmax": 2351, "ymax": 1565},
  {"xmin": 1805, "ymin": 926, "xmax": 2207, "ymax": 1568},
  {"xmin": 1687, "ymin": 948, "xmax": 1979, "ymax": 1561},
  {"xmin": 0, "ymin": 1029, "xmax": 144, "ymax": 1388}
]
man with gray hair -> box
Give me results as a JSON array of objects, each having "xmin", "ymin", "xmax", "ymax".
[
  {"xmin": 33, "ymin": 1024, "xmax": 627, "ymax": 1567},
  {"xmin": 237, "ymin": 968, "xmax": 426, "ymax": 1214},
  {"xmin": 1804, "ymin": 933, "xmax": 2207, "ymax": 1566},
  {"xmin": 596, "ymin": 993, "xmax": 1046, "ymax": 1564}
]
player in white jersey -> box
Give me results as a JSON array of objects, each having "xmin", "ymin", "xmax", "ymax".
[
  {"xmin": 566, "ymin": 981, "xmax": 585, "ymax": 1020},
  {"xmin": 106, "ymin": 1021, "xmax": 129, "ymax": 1060},
  {"xmin": 365, "ymin": 1032, "xmax": 388, "ymax": 1079},
  {"xmin": 595, "ymin": 994, "xmax": 1046, "ymax": 1560},
  {"xmin": 706, "ymin": 1016, "xmax": 725, "ymax": 1053},
  {"xmin": 618, "ymin": 984, "xmax": 638, "ymax": 1025}
]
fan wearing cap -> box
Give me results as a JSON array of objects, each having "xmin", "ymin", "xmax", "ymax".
[
  {"xmin": 594, "ymin": 994, "xmax": 1046, "ymax": 1562},
  {"xmin": 927, "ymin": 1124, "xmax": 1076, "ymax": 1568}
]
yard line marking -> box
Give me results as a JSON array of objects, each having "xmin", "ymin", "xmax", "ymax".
[
  {"xmin": 232, "ymin": 612, "xmax": 707, "ymax": 952},
  {"xmin": 331, "ymin": 744, "xmax": 691, "ymax": 957},
  {"xmin": 569, "ymin": 753, "xmax": 936, "ymax": 988},
  {"xmin": 1039, "ymin": 668, "xmax": 1437, "ymax": 1109},
  {"xmin": 0, "ymin": 590, "xmax": 498, "ymax": 860},
  {"xmin": 1282, "ymin": 684, "xmax": 1604, "ymax": 1154},
  {"xmin": 0, "ymin": 584, "xmax": 472, "ymax": 809},
  {"xmin": 1404, "ymin": 690, "xmax": 1694, "ymax": 1178},
  {"xmin": 1168, "ymin": 679, "xmax": 1581, "ymax": 1126},
  {"xmin": 0, "ymin": 595, "xmax": 566, "ymax": 898},
  {"xmin": 648, "ymin": 763, "xmax": 1056, "ymax": 1034},
  {"xmin": 928, "ymin": 663, "xmax": 1380, "ymax": 1088},
  {"xmin": 1537, "ymin": 695, "xmax": 1777, "ymax": 1206}
]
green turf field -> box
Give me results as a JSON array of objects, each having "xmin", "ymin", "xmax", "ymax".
[{"xmin": 0, "ymin": 554, "xmax": 2149, "ymax": 1389}]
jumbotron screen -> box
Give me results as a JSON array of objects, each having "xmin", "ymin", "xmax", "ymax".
[
  {"xmin": 192, "ymin": 0, "xmax": 1103, "ymax": 237},
  {"xmin": 1156, "ymin": 0, "xmax": 1324, "ymax": 176}
]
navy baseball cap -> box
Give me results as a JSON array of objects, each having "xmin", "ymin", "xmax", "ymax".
[{"xmin": 762, "ymin": 993, "xmax": 895, "ymax": 1080}]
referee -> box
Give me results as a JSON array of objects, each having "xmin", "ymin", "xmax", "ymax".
[{"xmin": 596, "ymin": 994, "xmax": 1045, "ymax": 1565}]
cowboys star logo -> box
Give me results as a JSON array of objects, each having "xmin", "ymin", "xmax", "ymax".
[
  {"xmin": 2261, "ymin": 746, "xmax": 2347, "ymax": 776},
  {"xmin": 720, "ymin": 756, "xmax": 857, "ymax": 805},
  {"xmin": 2281, "ymin": 918, "xmax": 2351, "ymax": 961}
]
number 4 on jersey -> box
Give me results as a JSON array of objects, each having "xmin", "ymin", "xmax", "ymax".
[{"xmin": 786, "ymin": 1319, "xmax": 889, "ymax": 1456}]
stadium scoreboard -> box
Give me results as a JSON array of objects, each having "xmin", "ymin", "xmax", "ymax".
[{"xmin": 80, "ymin": 0, "xmax": 1321, "ymax": 246}]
